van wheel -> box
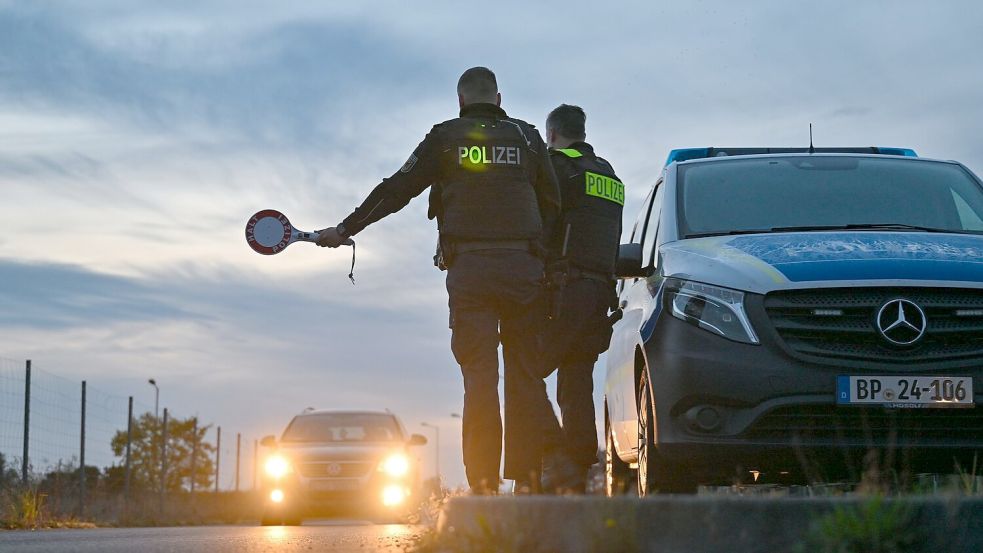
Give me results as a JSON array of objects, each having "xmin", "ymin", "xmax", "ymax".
[
  {"xmin": 605, "ymin": 402, "xmax": 634, "ymax": 497},
  {"xmin": 637, "ymin": 369, "xmax": 697, "ymax": 495}
]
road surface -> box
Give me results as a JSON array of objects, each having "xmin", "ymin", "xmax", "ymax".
[{"xmin": 0, "ymin": 520, "xmax": 425, "ymax": 552}]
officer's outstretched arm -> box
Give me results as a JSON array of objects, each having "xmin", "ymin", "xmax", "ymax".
[{"xmin": 331, "ymin": 127, "xmax": 442, "ymax": 238}]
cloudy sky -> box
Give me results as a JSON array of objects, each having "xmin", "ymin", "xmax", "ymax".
[{"xmin": 1, "ymin": 0, "xmax": 982, "ymax": 487}]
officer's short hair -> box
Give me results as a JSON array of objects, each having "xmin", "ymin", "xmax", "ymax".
[
  {"xmin": 546, "ymin": 104, "xmax": 587, "ymax": 141},
  {"xmin": 457, "ymin": 67, "xmax": 498, "ymax": 104}
]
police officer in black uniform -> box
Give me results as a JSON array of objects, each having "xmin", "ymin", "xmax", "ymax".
[
  {"xmin": 316, "ymin": 67, "xmax": 561, "ymax": 494},
  {"xmin": 541, "ymin": 104, "xmax": 624, "ymax": 492}
]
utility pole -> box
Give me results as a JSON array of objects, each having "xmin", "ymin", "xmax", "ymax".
[
  {"xmin": 148, "ymin": 379, "xmax": 159, "ymax": 420},
  {"xmin": 159, "ymin": 408, "xmax": 169, "ymax": 516},
  {"xmin": 78, "ymin": 381, "xmax": 87, "ymax": 517},
  {"xmin": 190, "ymin": 417, "xmax": 198, "ymax": 498},
  {"xmin": 21, "ymin": 360, "xmax": 31, "ymax": 483},
  {"xmin": 235, "ymin": 433, "xmax": 241, "ymax": 492},
  {"xmin": 214, "ymin": 426, "xmax": 221, "ymax": 493},
  {"xmin": 124, "ymin": 396, "xmax": 133, "ymax": 511}
]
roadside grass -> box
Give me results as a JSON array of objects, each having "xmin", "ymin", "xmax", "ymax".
[
  {"xmin": 0, "ymin": 484, "xmax": 262, "ymax": 529},
  {"xmin": 408, "ymin": 456, "xmax": 983, "ymax": 553},
  {"xmin": 1, "ymin": 487, "xmax": 95, "ymax": 530},
  {"xmin": 797, "ymin": 495, "xmax": 921, "ymax": 553}
]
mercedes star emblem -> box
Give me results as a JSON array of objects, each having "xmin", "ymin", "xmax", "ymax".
[
  {"xmin": 326, "ymin": 463, "xmax": 342, "ymax": 476},
  {"xmin": 876, "ymin": 299, "xmax": 927, "ymax": 346}
]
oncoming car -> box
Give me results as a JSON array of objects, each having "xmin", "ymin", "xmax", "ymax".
[
  {"xmin": 259, "ymin": 409, "xmax": 427, "ymax": 524},
  {"xmin": 604, "ymin": 147, "xmax": 983, "ymax": 495}
]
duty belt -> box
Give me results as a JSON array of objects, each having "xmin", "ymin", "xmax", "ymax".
[{"xmin": 453, "ymin": 240, "xmax": 532, "ymax": 254}]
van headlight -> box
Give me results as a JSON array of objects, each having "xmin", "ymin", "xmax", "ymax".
[
  {"xmin": 666, "ymin": 278, "xmax": 759, "ymax": 344},
  {"xmin": 265, "ymin": 455, "xmax": 291, "ymax": 479},
  {"xmin": 378, "ymin": 453, "xmax": 410, "ymax": 478}
]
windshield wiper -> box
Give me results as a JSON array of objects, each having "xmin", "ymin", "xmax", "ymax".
[
  {"xmin": 685, "ymin": 229, "xmax": 774, "ymax": 239},
  {"xmin": 686, "ymin": 223, "xmax": 983, "ymax": 239},
  {"xmin": 767, "ymin": 223, "xmax": 957, "ymax": 233}
]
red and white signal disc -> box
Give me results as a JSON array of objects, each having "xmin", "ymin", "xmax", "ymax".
[{"xmin": 246, "ymin": 209, "xmax": 293, "ymax": 255}]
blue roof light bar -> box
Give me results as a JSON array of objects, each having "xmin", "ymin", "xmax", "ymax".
[{"xmin": 665, "ymin": 146, "xmax": 918, "ymax": 167}]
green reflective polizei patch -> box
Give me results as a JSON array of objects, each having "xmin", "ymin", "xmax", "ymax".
[
  {"xmin": 585, "ymin": 172, "xmax": 625, "ymax": 205},
  {"xmin": 556, "ymin": 148, "xmax": 583, "ymax": 158}
]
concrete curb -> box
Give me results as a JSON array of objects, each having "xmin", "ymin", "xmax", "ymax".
[{"xmin": 436, "ymin": 496, "xmax": 983, "ymax": 552}]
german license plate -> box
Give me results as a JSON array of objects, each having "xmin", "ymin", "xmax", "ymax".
[
  {"xmin": 837, "ymin": 375, "xmax": 974, "ymax": 408},
  {"xmin": 310, "ymin": 479, "xmax": 360, "ymax": 492}
]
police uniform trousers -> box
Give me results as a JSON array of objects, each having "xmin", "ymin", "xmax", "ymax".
[
  {"xmin": 446, "ymin": 249, "xmax": 551, "ymax": 489},
  {"xmin": 545, "ymin": 277, "xmax": 615, "ymax": 468}
]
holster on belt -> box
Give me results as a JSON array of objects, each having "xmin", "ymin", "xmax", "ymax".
[{"xmin": 545, "ymin": 260, "xmax": 570, "ymax": 321}]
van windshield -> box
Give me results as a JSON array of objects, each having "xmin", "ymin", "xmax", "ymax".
[{"xmin": 677, "ymin": 156, "xmax": 983, "ymax": 238}]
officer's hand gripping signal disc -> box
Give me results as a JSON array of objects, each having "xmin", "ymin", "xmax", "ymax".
[{"xmin": 245, "ymin": 209, "xmax": 357, "ymax": 283}]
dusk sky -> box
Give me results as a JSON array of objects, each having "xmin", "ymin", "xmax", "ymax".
[{"xmin": 1, "ymin": 0, "xmax": 982, "ymax": 487}]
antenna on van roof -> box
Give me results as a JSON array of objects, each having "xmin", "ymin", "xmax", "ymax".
[{"xmin": 809, "ymin": 123, "xmax": 815, "ymax": 154}]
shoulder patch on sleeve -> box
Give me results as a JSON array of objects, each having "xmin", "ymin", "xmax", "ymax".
[
  {"xmin": 555, "ymin": 148, "xmax": 583, "ymax": 158},
  {"xmin": 400, "ymin": 154, "xmax": 419, "ymax": 173}
]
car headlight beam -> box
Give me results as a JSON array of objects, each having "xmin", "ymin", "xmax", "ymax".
[
  {"xmin": 382, "ymin": 484, "xmax": 408, "ymax": 507},
  {"xmin": 265, "ymin": 455, "xmax": 291, "ymax": 479},
  {"xmin": 667, "ymin": 279, "xmax": 759, "ymax": 344},
  {"xmin": 379, "ymin": 453, "xmax": 410, "ymax": 478}
]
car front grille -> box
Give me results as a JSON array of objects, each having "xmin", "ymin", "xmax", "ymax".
[
  {"xmin": 744, "ymin": 404, "xmax": 983, "ymax": 442},
  {"xmin": 297, "ymin": 462, "xmax": 373, "ymax": 478},
  {"xmin": 763, "ymin": 288, "xmax": 983, "ymax": 363}
]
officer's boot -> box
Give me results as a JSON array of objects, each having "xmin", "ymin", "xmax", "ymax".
[
  {"xmin": 542, "ymin": 448, "xmax": 586, "ymax": 494},
  {"xmin": 511, "ymin": 469, "xmax": 543, "ymax": 495}
]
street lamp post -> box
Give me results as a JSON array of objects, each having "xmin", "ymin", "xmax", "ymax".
[
  {"xmin": 420, "ymin": 422, "xmax": 440, "ymax": 482},
  {"xmin": 148, "ymin": 379, "xmax": 159, "ymax": 420}
]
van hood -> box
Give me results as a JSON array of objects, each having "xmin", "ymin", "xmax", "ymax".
[{"xmin": 660, "ymin": 232, "xmax": 983, "ymax": 294}]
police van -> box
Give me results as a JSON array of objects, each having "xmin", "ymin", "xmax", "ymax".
[{"xmin": 603, "ymin": 147, "xmax": 983, "ymax": 495}]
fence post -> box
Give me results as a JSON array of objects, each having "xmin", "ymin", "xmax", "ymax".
[
  {"xmin": 21, "ymin": 359, "xmax": 31, "ymax": 483},
  {"xmin": 235, "ymin": 433, "xmax": 241, "ymax": 492},
  {"xmin": 124, "ymin": 396, "xmax": 133, "ymax": 515},
  {"xmin": 79, "ymin": 380, "xmax": 87, "ymax": 517},
  {"xmin": 252, "ymin": 439, "xmax": 258, "ymax": 491},
  {"xmin": 190, "ymin": 417, "xmax": 197, "ymax": 498},
  {"xmin": 214, "ymin": 426, "xmax": 221, "ymax": 494},
  {"xmin": 159, "ymin": 408, "xmax": 168, "ymax": 516}
]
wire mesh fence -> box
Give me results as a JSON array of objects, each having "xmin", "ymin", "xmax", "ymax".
[{"xmin": 0, "ymin": 356, "xmax": 263, "ymax": 523}]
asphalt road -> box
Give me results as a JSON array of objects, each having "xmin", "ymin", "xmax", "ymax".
[{"xmin": 0, "ymin": 520, "xmax": 425, "ymax": 552}]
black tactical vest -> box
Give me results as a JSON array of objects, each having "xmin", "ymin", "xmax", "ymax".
[
  {"xmin": 428, "ymin": 107, "xmax": 543, "ymax": 242},
  {"xmin": 551, "ymin": 145, "xmax": 624, "ymax": 274}
]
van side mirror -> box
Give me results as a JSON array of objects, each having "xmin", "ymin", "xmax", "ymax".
[
  {"xmin": 615, "ymin": 243, "xmax": 649, "ymax": 278},
  {"xmin": 259, "ymin": 435, "xmax": 277, "ymax": 448},
  {"xmin": 408, "ymin": 434, "xmax": 428, "ymax": 447}
]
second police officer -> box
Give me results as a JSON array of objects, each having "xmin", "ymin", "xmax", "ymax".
[
  {"xmin": 541, "ymin": 104, "xmax": 625, "ymax": 492},
  {"xmin": 316, "ymin": 67, "xmax": 561, "ymax": 494}
]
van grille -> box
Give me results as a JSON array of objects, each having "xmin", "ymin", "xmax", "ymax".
[
  {"xmin": 763, "ymin": 288, "xmax": 983, "ymax": 363},
  {"xmin": 744, "ymin": 404, "xmax": 983, "ymax": 442}
]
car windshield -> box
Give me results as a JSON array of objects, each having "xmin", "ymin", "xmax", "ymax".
[
  {"xmin": 677, "ymin": 156, "xmax": 983, "ymax": 238},
  {"xmin": 280, "ymin": 413, "xmax": 402, "ymax": 443}
]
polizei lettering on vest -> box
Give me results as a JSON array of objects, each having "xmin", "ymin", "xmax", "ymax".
[
  {"xmin": 458, "ymin": 146, "xmax": 521, "ymax": 166},
  {"xmin": 585, "ymin": 171, "xmax": 625, "ymax": 205}
]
